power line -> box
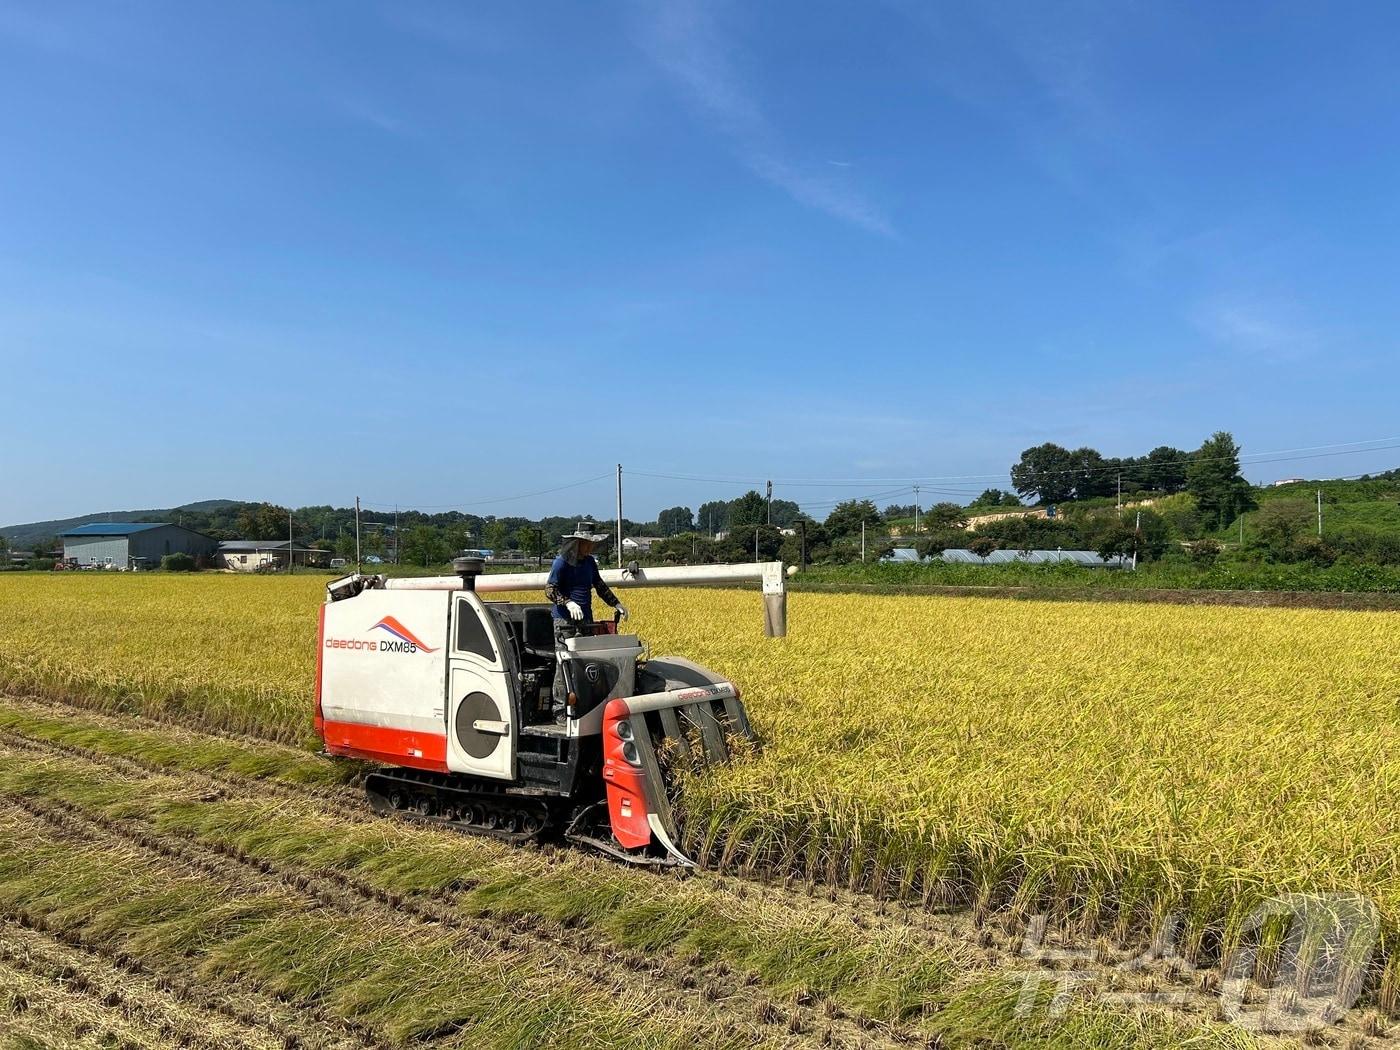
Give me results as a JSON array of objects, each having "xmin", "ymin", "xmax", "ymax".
[
  {"xmin": 633, "ymin": 436, "xmax": 1400, "ymax": 488},
  {"xmin": 629, "ymin": 468, "xmax": 979, "ymax": 491},
  {"xmin": 361, "ymin": 472, "xmax": 613, "ymax": 513},
  {"xmin": 349, "ymin": 436, "xmax": 1400, "ymax": 520}
]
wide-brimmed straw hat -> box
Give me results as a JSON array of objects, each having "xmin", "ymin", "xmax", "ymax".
[{"xmin": 564, "ymin": 521, "xmax": 610, "ymax": 543}]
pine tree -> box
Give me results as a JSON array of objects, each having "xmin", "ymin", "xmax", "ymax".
[{"xmin": 1186, "ymin": 431, "xmax": 1256, "ymax": 530}]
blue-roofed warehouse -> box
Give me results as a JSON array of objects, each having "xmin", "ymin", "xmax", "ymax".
[{"xmin": 61, "ymin": 522, "xmax": 218, "ymax": 569}]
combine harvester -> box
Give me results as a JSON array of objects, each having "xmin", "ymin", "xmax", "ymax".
[{"xmin": 315, "ymin": 557, "xmax": 789, "ymax": 865}]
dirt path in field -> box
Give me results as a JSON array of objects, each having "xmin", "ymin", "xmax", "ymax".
[{"xmin": 1, "ymin": 692, "xmax": 1394, "ymax": 1050}]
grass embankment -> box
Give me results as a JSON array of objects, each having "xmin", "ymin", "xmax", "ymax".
[
  {"xmin": 2, "ymin": 575, "xmax": 1398, "ymax": 1005},
  {"xmin": 800, "ymin": 558, "xmax": 1400, "ymax": 594}
]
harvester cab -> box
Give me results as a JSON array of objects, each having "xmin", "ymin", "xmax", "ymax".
[{"xmin": 316, "ymin": 558, "xmax": 788, "ymax": 866}]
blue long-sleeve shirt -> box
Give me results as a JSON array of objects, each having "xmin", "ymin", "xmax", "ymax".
[{"xmin": 545, "ymin": 553, "xmax": 619, "ymax": 620}]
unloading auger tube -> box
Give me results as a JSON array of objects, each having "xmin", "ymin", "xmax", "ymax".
[
  {"xmin": 318, "ymin": 561, "xmax": 790, "ymax": 867},
  {"xmin": 377, "ymin": 559, "xmax": 793, "ymax": 638}
]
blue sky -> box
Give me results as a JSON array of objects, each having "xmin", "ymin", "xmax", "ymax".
[{"xmin": 3, "ymin": 1, "xmax": 1399, "ymax": 525}]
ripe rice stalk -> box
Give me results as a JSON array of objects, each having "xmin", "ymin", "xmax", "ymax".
[{"xmin": 3, "ymin": 576, "xmax": 1400, "ymax": 986}]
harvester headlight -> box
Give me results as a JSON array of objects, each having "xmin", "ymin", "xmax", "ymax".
[
  {"xmin": 622, "ymin": 741, "xmax": 639, "ymax": 765},
  {"xmin": 615, "ymin": 719, "xmax": 634, "ymax": 741}
]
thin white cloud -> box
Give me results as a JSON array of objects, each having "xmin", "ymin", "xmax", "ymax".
[
  {"xmin": 633, "ymin": 2, "xmax": 894, "ymax": 237},
  {"xmin": 1191, "ymin": 299, "xmax": 1320, "ymax": 358},
  {"xmin": 329, "ymin": 92, "xmax": 410, "ymax": 136}
]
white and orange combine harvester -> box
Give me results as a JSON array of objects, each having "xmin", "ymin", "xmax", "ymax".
[{"xmin": 315, "ymin": 557, "xmax": 789, "ymax": 865}]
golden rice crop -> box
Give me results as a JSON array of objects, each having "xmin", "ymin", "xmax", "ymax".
[{"xmin": 2, "ymin": 573, "xmax": 1398, "ymax": 975}]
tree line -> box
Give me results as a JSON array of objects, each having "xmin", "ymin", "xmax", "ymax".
[
  {"xmin": 15, "ymin": 431, "xmax": 1398, "ymax": 573},
  {"xmin": 1010, "ymin": 431, "xmax": 1255, "ymax": 529}
]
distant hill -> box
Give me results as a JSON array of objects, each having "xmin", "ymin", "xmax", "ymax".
[{"xmin": 1, "ymin": 500, "xmax": 245, "ymax": 546}]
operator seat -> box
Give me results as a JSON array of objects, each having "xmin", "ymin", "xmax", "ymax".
[{"xmin": 522, "ymin": 607, "xmax": 556, "ymax": 660}]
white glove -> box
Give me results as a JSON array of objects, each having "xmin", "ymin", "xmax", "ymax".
[
  {"xmin": 614, "ymin": 603, "xmax": 629, "ymax": 621},
  {"xmin": 565, "ymin": 600, "xmax": 584, "ymax": 621}
]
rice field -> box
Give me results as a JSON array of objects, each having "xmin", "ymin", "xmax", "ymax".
[{"xmin": 2, "ymin": 572, "xmax": 1398, "ymax": 996}]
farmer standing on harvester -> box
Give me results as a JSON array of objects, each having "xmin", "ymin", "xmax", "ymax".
[{"xmin": 545, "ymin": 521, "xmax": 628, "ymax": 646}]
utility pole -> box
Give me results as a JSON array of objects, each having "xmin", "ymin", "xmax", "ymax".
[
  {"xmin": 766, "ymin": 480, "xmax": 772, "ymax": 526},
  {"xmin": 913, "ymin": 484, "xmax": 920, "ymax": 535},
  {"xmin": 861, "ymin": 519, "xmax": 866, "ymax": 563},
  {"xmin": 394, "ymin": 505, "xmax": 399, "ymax": 565},
  {"xmin": 354, "ymin": 497, "xmax": 362, "ymax": 573},
  {"xmin": 1132, "ymin": 509, "xmax": 1141, "ymax": 571},
  {"xmin": 799, "ymin": 519, "xmax": 807, "ymax": 571},
  {"xmin": 615, "ymin": 463, "xmax": 623, "ymax": 569},
  {"xmin": 755, "ymin": 525, "xmax": 760, "ymax": 563},
  {"xmin": 288, "ymin": 509, "xmax": 294, "ymax": 575},
  {"xmin": 1317, "ymin": 489, "xmax": 1323, "ymax": 537},
  {"xmin": 1117, "ymin": 473, "xmax": 1122, "ymax": 510}
]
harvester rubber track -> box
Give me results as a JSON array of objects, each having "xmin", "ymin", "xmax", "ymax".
[{"xmin": 364, "ymin": 769, "xmax": 551, "ymax": 844}]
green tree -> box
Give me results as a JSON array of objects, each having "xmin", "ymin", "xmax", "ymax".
[
  {"xmin": 443, "ymin": 523, "xmax": 473, "ymax": 556},
  {"xmin": 515, "ymin": 527, "xmax": 547, "ymax": 559},
  {"xmin": 779, "ymin": 520, "xmax": 827, "ymax": 568},
  {"xmin": 1156, "ymin": 497, "xmax": 1203, "ymax": 541},
  {"xmin": 924, "ymin": 502, "xmax": 968, "ymax": 531},
  {"xmin": 823, "ymin": 499, "xmax": 881, "ymax": 540},
  {"xmin": 736, "ymin": 524, "xmax": 784, "ymax": 561},
  {"xmin": 482, "ymin": 520, "xmax": 510, "ymax": 554},
  {"xmin": 728, "ymin": 491, "xmax": 768, "ymax": 529},
  {"xmin": 1070, "ymin": 447, "xmax": 1113, "ymax": 499},
  {"xmin": 968, "ymin": 535, "xmax": 998, "ymax": 559},
  {"xmin": 1186, "ymin": 431, "xmax": 1256, "ymax": 530},
  {"xmin": 236, "ymin": 502, "xmax": 291, "ymax": 541},
  {"xmin": 1187, "ymin": 538, "xmax": 1223, "ymax": 565},
  {"xmin": 1010, "ymin": 443, "xmax": 1077, "ymax": 504},
  {"xmin": 1094, "ymin": 522, "xmax": 1135, "ymax": 562},
  {"xmin": 1129, "ymin": 508, "xmax": 1170, "ymax": 561},
  {"xmin": 402, "ymin": 525, "xmax": 448, "ymax": 567},
  {"xmin": 656, "ymin": 506, "xmax": 694, "ymax": 536},
  {"xmin": 1293, "ymin": 535, "xmax": 1337, "ymax": 567},
  {"xmin": 334, "ymin": 533, "xmax": 357, "ymax": 560},
  {"xmin": 1251, "ymin": 499, "xmax": 1313, "ymax": 561},
  {"xmin": 1144, "ymin": 446, "xmax": 1191, "ymax": 493},
  {"xmin": 696, "ymin": 501, "xmax": 729, "ymax": 534},
  {"xmin": 970, "ymin": 488, "xmax": 1021, "ymax": 509},
  {"xmin": 767, "ymin": 499, "xmax": 802, "ymax": 528}
]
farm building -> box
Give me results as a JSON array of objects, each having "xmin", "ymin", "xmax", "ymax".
[
  {"xmin": 61, "ymin": 522, "xmax": 218, "ymax": 569},
  {"xmin": 218, "ymin": 540, "xmax": 330, "ymax": 572}
]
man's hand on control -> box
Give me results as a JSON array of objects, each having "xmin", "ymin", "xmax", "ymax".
[{"xmin": 565, "ymin": 600, "xmax": 585, "ymax": 621}]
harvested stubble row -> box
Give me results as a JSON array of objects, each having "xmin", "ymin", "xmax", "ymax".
[
  {"xmin": 0, "ymin": 720, "xmax": 1253, "ymax": 1049},
  {"xmin": 1, "ymin": 573, "xmax": 1398, "ymax": 992}
]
